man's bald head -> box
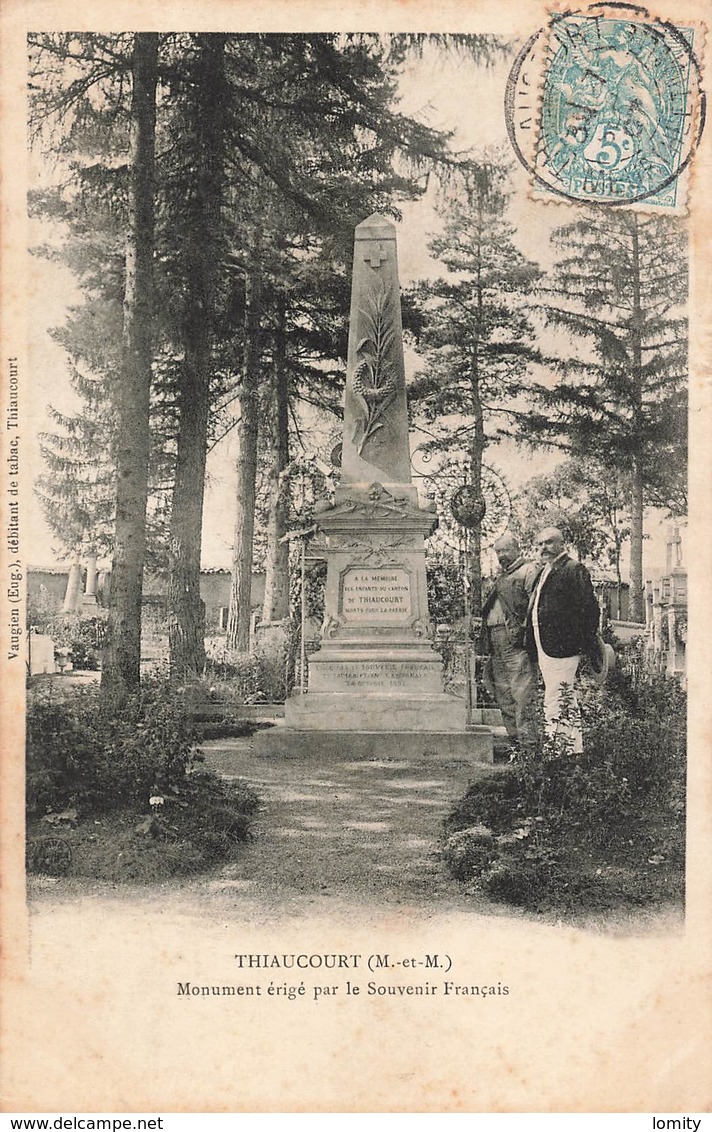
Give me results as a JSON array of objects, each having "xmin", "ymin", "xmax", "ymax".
[
  {"xmin": 535, "ymin": 526, "xmax": 565, "ymax": 562},
  {"xmin": 495, "ymin": 532, "xmax": 520, "ymax": 554},
  {"xmin": 494, "ymin": 532, "xmax": 521, "ymax": 569}
]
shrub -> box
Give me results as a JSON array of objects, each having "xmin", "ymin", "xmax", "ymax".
[
  {"xmin": 204, "ymin": 645, "xmax": 288, "ymax": 702},
  {"xmin": 445, "ymin": 769, "xmax": 521, "ymax": 836},
  {"xmin": 26, "ymin": 677, "xmax": 201, "ymax": 818},
  {"xmin": 139, "ymin": 771, "xmax": 260, "ymax": 868},
  {"xmin": 586, "ymin": 673, "xmax": 686, "ymax": 811},
  {"xmin": 179, "ymin": 773, "xmax": 260, "ymax": 861},
  {"xmin": 426, "ymin": 555, "xmax": 466, "ymax": 626},
  {"xmin": 38, "ymin": 613, "xmax": 107, "ymax": 670},
  {"xmin": 26, "ymin": 681, "xmax": 261, "ymax": 883},
  {"xmin": 290, "ymin": 559, "xmax": 327, "ymax": 625},
  {"xmin": 28, "ymin": 773, "xmax": 261, "ymax": 884},
  {"xmin": 443, "ymin": 672, "xmax": 686, "ymax": 912},
  {"xmin": 443, "ymin": 826, "xmax": 494, "ymax": 881}
]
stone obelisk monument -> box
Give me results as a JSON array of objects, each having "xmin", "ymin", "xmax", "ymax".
[{"xmin": 281, "ymin": 214, "xmax": 492, "ymax": 760}]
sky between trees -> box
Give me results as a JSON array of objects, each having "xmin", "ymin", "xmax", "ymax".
[{"xmin": 25, "ymin": 38, "xmax": 683, "ymax": 577}]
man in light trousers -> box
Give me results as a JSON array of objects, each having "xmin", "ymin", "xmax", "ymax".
[{"xmin": 526, "ymin": 526, "xmax": 600, "ymax": 754}]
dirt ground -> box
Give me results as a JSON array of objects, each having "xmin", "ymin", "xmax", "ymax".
[
  {"xmin": 193, "ymin": 735, "xmax": 506, "ymax": 918},
  {"xmin": 26, "ymin": 730, "xmax": 681, "ymax": 934}
]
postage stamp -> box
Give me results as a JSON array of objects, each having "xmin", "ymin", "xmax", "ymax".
[{"xmin": 506, "ymin": 3, "xmax": 706, "ymax": 210}]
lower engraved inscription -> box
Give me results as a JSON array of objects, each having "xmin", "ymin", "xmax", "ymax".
[{"xmin": 330, "ymin": 661, "xmax": 433, "ymax": 690}]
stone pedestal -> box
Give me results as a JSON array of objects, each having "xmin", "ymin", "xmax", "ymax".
[
  {"xmin": 287, "ymin": 692, "xmax": 464, "ymax": 732},
  {"xmin": 284, "ymin": 483, "xmax": 465, "ymax": 734},
  {"xmin": 254, "ymin": 726, "xmax": 493, "ymax": 762}
]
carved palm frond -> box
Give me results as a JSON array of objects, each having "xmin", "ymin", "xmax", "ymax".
[{"xmin": 351, "ymin": 282, "xmax": 399, "ymax": 454}]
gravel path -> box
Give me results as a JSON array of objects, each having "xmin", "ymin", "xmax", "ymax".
[{"xmin": 179, "ymin": 732, "xmax": 504, "ymax": 919}]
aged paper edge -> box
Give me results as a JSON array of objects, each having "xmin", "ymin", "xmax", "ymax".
[{"xmin": 1, "ymin": 0, "xmax": 711, "ymax": 1114}]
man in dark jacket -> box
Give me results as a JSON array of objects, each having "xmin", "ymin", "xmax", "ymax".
[
  {"xmin": 525, "ymin": 526, "xmax": 600, "ymax": 754},
  {"xmin": 482, "ymin": 533, "xmax": 539, "ymax": 750}
]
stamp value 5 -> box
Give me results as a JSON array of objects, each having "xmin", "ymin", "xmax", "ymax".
[{"xmin": 506, "ymin": 3, "xmax": 706, "ymax": 211}]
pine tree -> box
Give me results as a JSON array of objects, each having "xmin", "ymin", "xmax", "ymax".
[
  {"xmin": 530, "ymin": 207, "xmax": 687, "ymax": 621},
  {"xmin": 408, "ymin": 154, "xmax": 541, "ymax": 606},
  {"xmin": 29, "ymin": 32, "xmax": 159, "ymax": 692},
  {"xmin": 29, "ymin": 36, "xmax": 129, "ymax": 571},
  {"xmin": 36, "ymin": 369, "xmax": 116, "ymax": 562}
]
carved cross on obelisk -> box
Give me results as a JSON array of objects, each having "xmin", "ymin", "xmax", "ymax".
[
  {"xmin": 338, "ymin": 213, "xmax": 415, "ymax": 501},
  {"xmin": 364, "ymin": 242, "xmax": 388, "ymax": 269}
]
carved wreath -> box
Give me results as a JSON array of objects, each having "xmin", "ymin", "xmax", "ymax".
[
  {"xmin": 351, "ymin": 282, "xmax": 398, "ymax": 455},
  {"xmin": 322, "ymin": 615, "xmax": 341, "ymax": 639}
]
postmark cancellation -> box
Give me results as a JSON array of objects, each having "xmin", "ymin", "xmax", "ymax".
[{"xmin": 506, "ymin": 2, "xmax": 706, "ymax": 212}]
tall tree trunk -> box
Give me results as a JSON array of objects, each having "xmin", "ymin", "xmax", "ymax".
[
  {"xmin": 102, "ymin": 33, "xmax": 157, "ymax": 694},
  {"xmin": 227, "ymin": 271, "xmax": 262, "ymax": 652},
  {"xmin": 614, "ymin": 535, "xmax": 623, "ymax": 619},
  {"xmin": 168, "ymin": 369, "xmax": 210, "ymax": 678},
  {"xmin": 467, "ymin": 202, "xmax": 485, "ymax": 612},
  {"xmin": 468, "ymin": 385, "xmax": 485, "ymax": 612},
  {"xmin": 167, "ymin": 34, "xmax": 226, "ymax": 680},
  {"xmin": 629, "ymin": 215, "xmax": 645, "ymax": 622},
  {"xmin": 629, "ymin": 460, "xmax": 645, "ymax": 621},
  {"xmin": 262, "ymin": 297, "xmax": 291, "ymax": 623}
]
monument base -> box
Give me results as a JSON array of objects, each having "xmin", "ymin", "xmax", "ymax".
[
  {"xmin": 252, "ymin": 725, "xmax": 494, "ymax": 764},
  {"xmin": 284, "ymin": 690, "xmax": 468, "ymax": 732}
]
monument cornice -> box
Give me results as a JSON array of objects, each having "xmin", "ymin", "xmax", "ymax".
[{"xmin": 314, "ymin": 482, "xmax": 437, "ymax": 535}]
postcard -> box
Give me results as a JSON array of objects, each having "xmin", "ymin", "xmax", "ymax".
[{"xmin": 1, "ymin": 0, "xmax": 710, "ymax": 1115}]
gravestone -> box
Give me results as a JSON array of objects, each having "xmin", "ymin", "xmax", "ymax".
[
  {"xmin": 29, "ymin": 633, "xmax": 56, "ymax": 675},
  {"xmin": 62, "ymin": 558, "xmax": 82, "ymax": 613},
  {"xmin": 278, "ymin": 214, "xmax": 492, "ymax": 760},
  {"xmin": 81, "ymin": 553, "xmax": 99, "ymax": 612}
]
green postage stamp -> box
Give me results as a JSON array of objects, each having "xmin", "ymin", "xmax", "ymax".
[{"xmin": 506, "ymin": 2, "xmax": 706, "ymax": 210}]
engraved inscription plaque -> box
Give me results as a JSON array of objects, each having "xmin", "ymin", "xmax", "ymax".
[
  {"xmin": 327, "ymin": 660, "xmax": 437, "ymax": 690},
  {"xmin": 341, "ymin": 567, "xmax": 412, "ymax": 623}
]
